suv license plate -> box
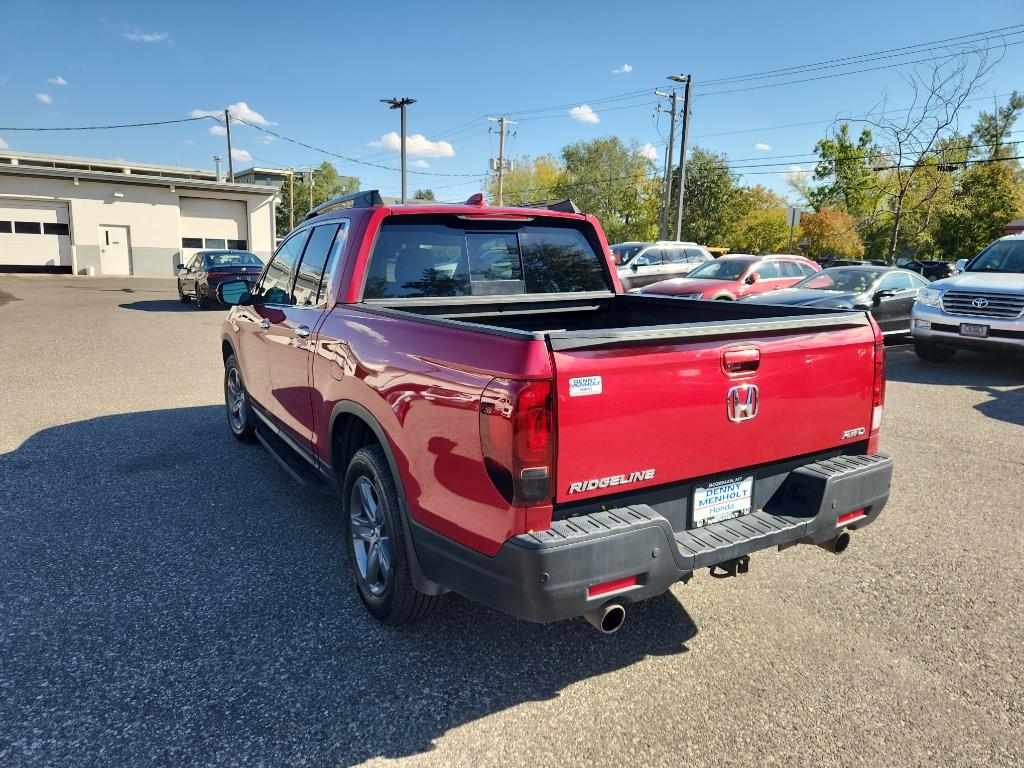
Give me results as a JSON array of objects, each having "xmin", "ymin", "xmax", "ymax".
[
  {"xmin": 692, "ymin": 476, "xmax": 754, "ymax": 528},
  {"xmin": 960, "ymin": 323, "xmax": 988, "ymax": 338}
]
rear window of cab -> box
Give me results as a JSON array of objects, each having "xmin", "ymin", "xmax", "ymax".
[{"xmin": 363, "ymin": 217, "xmax": 610, "ymax": 299}]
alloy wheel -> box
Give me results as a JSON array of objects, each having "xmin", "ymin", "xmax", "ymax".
[{"xmin": 349, "ymin": 476, "xmax": 392, "ymax": 596}]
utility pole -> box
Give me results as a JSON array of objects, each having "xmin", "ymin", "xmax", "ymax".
[
  {"xmin": 381, "ymin": 97, "xmax": 416, "ymax": 203},
  {"xmin": 669, "ymin": 75, "xmax": 692, "ymax": 242},
  {"xmin": 306, "ymin": 168, "xmax": 313, "ymax": 211},
  {"xmin": 224, "ymin": 109, "xmax": 235, "ymax": 183},
  {"xmin": 654, "ymin": 90, "xmax": 680, "ymax": 240},
  {"xmin": 487, "ymin": 116, "xmax": 517, "ymax": 205},
  {"xmin": 288, "ymin": 169, "xmax": 295, "ymax": 230}
]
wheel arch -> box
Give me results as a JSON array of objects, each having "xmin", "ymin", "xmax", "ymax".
[{"xmin": 328, "ymin": 400, "xmax": 446, "ymax": 596}]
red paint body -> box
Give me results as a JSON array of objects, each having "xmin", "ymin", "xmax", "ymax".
[
  {"xmin": 640, "ymin": 254, "xmax": 821, "ymax": 300},
  {"xmin": 224, "ymin": 204, "xmax": 883, "ymax": 558}
]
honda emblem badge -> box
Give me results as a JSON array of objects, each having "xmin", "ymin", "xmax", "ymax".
[{"xmin": 727, "ymin": 384, "xmax": 759, "ymax": 422}]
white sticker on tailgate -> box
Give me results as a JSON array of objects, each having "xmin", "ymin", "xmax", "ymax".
[
  {"xmin": 693, "ymin": 476, "xmax": 754, "ymax": 528},
  {"xmin": 569, "ymin": 376, "xmax": 602, "ymax": 397}
]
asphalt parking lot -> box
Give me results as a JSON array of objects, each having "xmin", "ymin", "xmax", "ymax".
[{"xmin": 2, "ymin": 275, "xmax": 1022, "ymax": 768}]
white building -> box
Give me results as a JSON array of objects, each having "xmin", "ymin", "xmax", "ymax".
[{"xmin": 0, "ymin": 151, "xmax": 277, "ymax": 276}]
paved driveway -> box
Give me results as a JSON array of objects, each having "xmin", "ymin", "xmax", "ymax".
[{"xmin": 1, "ymin": 276, "xmax": 1022, "ymax": 767}]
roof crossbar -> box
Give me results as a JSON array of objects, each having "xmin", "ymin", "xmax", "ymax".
[{"xmin": 304, "ymin": 190, "xmax": 384, "ymax": 220}]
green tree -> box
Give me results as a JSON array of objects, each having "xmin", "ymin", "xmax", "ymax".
[
  {"xmin": 726, "ymin": 185, "xmax": 791, "ymax": 253},
  {"xmin": 969, "ymin": 91, "xmax": 1024, "ymax": 160},
  {"xmin": 413, "ymin": 188, "xmax": 436, "ymax": 201},
  {"xmin": 555, "ymin": 137, "xmax": 660, "ymax": 243},
  {"xmin": 276, "ymin": 162, "xmax": 359, "ymax": 236},
  {"xmin": 675, "ymin": 146, "xmax": 744, "ymax": 246},
  {"xmin": 485, "ymin": 154, "xmax": 562, "ymax": 205},
  {"xmin": 936, "ymin": 161, "xmax": 1024, "ymax": 260},
  {"xmin": 808, "ymin": 123, "xmax": 878, "ymax": 218}
]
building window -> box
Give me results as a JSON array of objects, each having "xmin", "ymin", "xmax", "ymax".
[
  {"xmin": 43, "ymin": 223, "xmax": 69, "ymax": 236},
  {"xmin": 227, "ymin": 239, "xmax": 248, "ymax": 250},
  {"xmin": 181, "ymin": 237, "xmax": 203, "ymax": 248},
  {"xmin": 204, "ymin": 238, "xmax": 226, "ymax": 249},
  {"xmin": 14, "ymin": 221, "xmax": 42, "ymax": 234},
  {"xmin": 0, "ymin": 221, "xmax": 11, "ymax": 233}
]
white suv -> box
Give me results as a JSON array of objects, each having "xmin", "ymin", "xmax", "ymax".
[
  {"xmin": 911, "ymin": 234, "xmax": 1024, "ymax": 361},
  {"xmin": 610, "ymin": 241, "xmax": 713, "ymax": 292}
]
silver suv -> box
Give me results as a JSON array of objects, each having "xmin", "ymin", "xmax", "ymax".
[
  {"xmin": 611, "ymin": 241, "xmax": 713, "ymax": 292},
  {"xmin": 911, "ymin": 234, "xmax": 1024, "ymax": 361}
]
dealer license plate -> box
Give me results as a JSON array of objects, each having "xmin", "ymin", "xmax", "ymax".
[
  {"xmin": 960, "ymin": 323, "xmax": 988, "ymax": 338},
  {"xmin": 692, "ymin": 476, "xmax": 754, "ymax": 528}
]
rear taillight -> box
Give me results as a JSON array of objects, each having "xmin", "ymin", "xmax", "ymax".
[
  {"xmin": 206, "ymin": 271, "xmax": 226, "ymax": 279},
  {"xmin": 870, "ymin": 321, "xmax": 886, "ymax": 435},
  {"xmin": 480, "ymin": 378, "xmax": 554, "ymax": 506}
]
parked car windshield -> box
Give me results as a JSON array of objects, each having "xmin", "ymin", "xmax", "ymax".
[
  {"xmin": 363, "ymin": 218, "xmax": 610, "ymax": 298},
  {"xmin": 967, "ymin": 240, "xmax": 1024, "ymax": 273},
  {"xmin": 205, "ymin": 251, "xmax": 262, "ymax": 267},
  {"xmin": 685, "ymin": 258, "xmax": 756, "ymax": 281},
  {"xmin": 610, "ymin": 243, "xmax": 644, "ymax": 265},
  {"xmin": 794, "ymin": 268, "xmax": 885, "ymax": 293}
]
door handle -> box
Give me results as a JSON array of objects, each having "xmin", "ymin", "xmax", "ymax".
[
  {"xmin": 259, "ymin": 319, "xmax": 271, "ymax": 330},
  {"xmin": 295, "ymin": 326, "xmax": 311, "ymax": 338}
]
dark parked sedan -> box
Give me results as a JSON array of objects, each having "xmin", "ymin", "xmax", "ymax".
[
  {"xmin": 740, "ymin": 265, "xmax": 929, "ymax": 335},
  {"xmin": 895, "ymin": 258, "xmax": 959, "ymax": 281},
  {"xmin": 177, "ymin": 250, "xmax": 264, "ymax": 309}
]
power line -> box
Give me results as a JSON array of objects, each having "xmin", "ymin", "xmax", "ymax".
[{"xmin": 0, "ymin": 116, "xmax": 215, "ymax": 131}]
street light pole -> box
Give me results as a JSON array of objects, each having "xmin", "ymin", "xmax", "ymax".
[{"xmin": 381, "ymin": 97, "xmax": 416, "ymax": 203}]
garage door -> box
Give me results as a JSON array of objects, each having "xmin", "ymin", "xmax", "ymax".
[
  {"xmin": 179, "ymin": 197, "xmax": 248, "ymax": 263},
  {"xmin": 0, "ymin": 200, "xmax": 71, "ymax": 270}
]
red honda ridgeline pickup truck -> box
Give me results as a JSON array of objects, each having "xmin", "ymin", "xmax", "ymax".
[{"xmin": 217, "ymin": 191, "xmax": 892, "ymax": 633}]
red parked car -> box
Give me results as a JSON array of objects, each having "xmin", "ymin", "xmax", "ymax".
[
  {"xmin": 216, "ymin": 193, "xmax": 891, "ymax": 633},
  {"xmin": 640, "ymin": 253, "xmax": 821, "ymax": 301}
]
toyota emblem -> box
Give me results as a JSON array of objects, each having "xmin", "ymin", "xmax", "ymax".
[{"xmin": 972, "ymin": 297, "xmax": 990, "ymax": 309}]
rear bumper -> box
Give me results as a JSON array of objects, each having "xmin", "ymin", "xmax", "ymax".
[{"xmin": 414, "ymin": 453, "xmax": 893, "ymax": 623}]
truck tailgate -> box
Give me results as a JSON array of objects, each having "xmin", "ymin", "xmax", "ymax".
[{"xmin": 549, "ymin": 318, "xmax": 877, "ymax": 503}]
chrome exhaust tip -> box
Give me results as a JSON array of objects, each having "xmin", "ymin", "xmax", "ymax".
[
  {"xmin": 584, "ymin": 602, "xmax": 627, "ymax": 634},
  {"xmin": 818, "ymin": 530, "xmax": 852, "ymax": 554}
]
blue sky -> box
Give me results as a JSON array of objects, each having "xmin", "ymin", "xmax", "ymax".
[{"xmin": 1, "ymin": 0, "xmax": 1022, "ymax": 202}]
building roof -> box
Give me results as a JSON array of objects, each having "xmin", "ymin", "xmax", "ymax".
[
  {"xmin": 234, "ymin": 166, "xmax": 296, "ymax": 177},
  {"xmin": 1005, "ymin": 218, "xmax": 1024, "ymax": 228},
  {"xmin": 0, "ymin": 156, "xmax": 277, "ymax": 197}
]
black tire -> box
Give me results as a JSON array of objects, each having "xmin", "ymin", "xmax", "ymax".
[
  {"xmin": 194, "ymin": 284, "xmax": 209, "ymax": 309},
  {"xmin": 177, "ymin": 281, "xmax": 189, "ymax": 303},
  {"xmin": 713, "ymin": 295, "xmax": 733, "ymax": 301},
  {"xmin": 343, "ymin": 445, "xmax": 443, "ymax": 625},
  {"xmin": 914, "ymin": 341, "xmax": 956, "ymax": 363},
  {"xmin": 224, "ymin": 355, "xmax": 256, "ymax": 442}
]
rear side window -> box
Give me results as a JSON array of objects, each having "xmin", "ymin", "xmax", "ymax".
[
  {"xmin": 257, "ymin": 229, "xmax": 310, "ymax": 305},
  {"xmin": 363, "ymin": 219, "xmax": 608, "ymax": 299},
  {"xmin": 777, "ymin": 261, "xmax": 805, "ymax": 278},
  {"xmin": 293, "ymin": 224, "xmax": 340, "ymax": 307}
]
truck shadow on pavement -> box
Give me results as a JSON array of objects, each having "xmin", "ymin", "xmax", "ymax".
[
  {"xmin": 118, "ymin": 299, "xmax": 200, "ymax": 312},
  {"xmin": 0, "ymin": 406, "xmax": 697, "ymax": 767},
  {"xmin": 886, "ymin": 350, "xmax": 1024, "ymax": 427}
]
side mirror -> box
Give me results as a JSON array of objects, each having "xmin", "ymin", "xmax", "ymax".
[
  {"xmin": 955, "ymin": 258, "xmax": 968, "ymax": 272},
  {"xmin": 217, "ymin": 279, "xmax": 252, "ymax": 306},
  {"xmin": 746, "ymin": 273, "xmax": 760, "ymax": 285},
  {"xmin": 176, "ymin": 264, "xmax": 185, "ymax": 271},
  {"xmin": 633, "ymin": 257, "xmax": 650, "ymax": 269},
  {"xmin": 873, "ymin": 289, "xmax": 896, "ymax": 304}
]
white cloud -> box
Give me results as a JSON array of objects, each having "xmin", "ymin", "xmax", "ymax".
[
  {"xmin": 191, "ymin": 101, "xmax": 275, "ymax": 127},
  {"xmin": 569, "ymin": 104, "xmax": 600, "ymax": 124},
  {"xmin": 783, "ymin": 164, "xmax": 810, "ymax": 183},
  {"xmin": 613, "ymin": 64, "xmax": 634, "ymax": 74},
  {"xmin": 230, "ymin": 148, "xmax": 252, "ymax": 163},
  {"xmin": 48, "ymin": 76, "xmax": 68, "ymax": 86},
  {"xmin": 123, "ymin": 30, "xmax": 170, "ymax": 43},
  {"xmin": 35, "ymin": 93, "xmax": 52, "ymax": 105},
  {"xmin": 755, "ymin": 142, "xmax": 772, "ymax": 151},
  {"xmin": 639, "ymin": 142, "xmax": 659, "ymax": 161},
  {"xmin": 254, "ymin": 134, "xmax": 274, "ymax": 145},
  {"xmin": 0, "ymin": 136, "xmax": 8, "ymax": 149},
  {"xmin": 184, "ymin": 139, "xmax": 196, "ymax": 145},
  {"xmin": 410, "ymin": 159, "xmax": 430, "ymax": 169},
  {"xmin": 209, "ymin": 124, "xmax": 227, "ymax": 136},
  {"xmin": 368, "ymin": 132, "xmax": 455, "ymax": 158}
]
